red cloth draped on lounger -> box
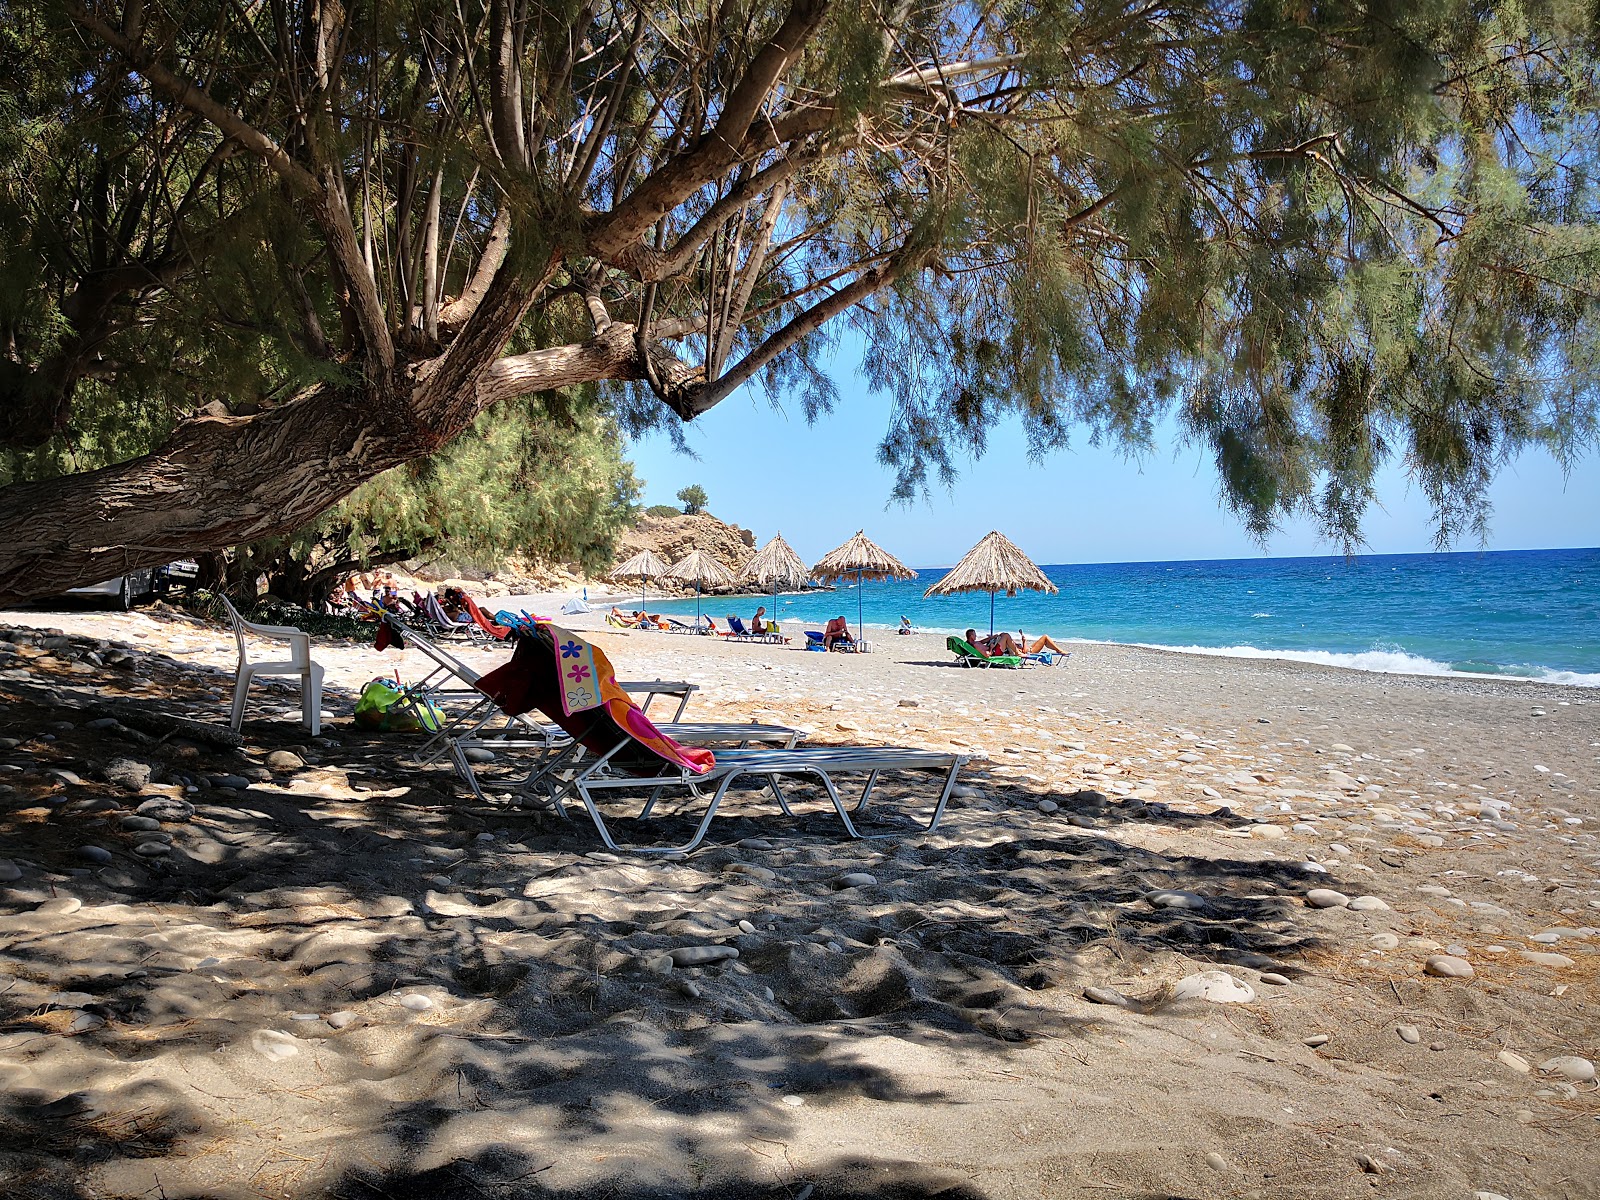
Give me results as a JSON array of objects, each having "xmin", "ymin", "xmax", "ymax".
[
  {"xmin": 476, "ymin": 623, "xmax": 715, "ymax": 776},
  {"xmin": 460, "ymin": 592, "xmax": 512, "ymax": 639}
]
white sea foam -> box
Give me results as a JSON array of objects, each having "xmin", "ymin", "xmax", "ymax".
[
  {"xmin": 1250, "ymin": 612, "xmax": 1273, "ymax": 618},
  {"xmin": 1120, "ymin": 641, "xmax": 1600, "ymax": 688}
]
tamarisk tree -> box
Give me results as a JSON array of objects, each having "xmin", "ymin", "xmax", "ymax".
[{"xmin": 1, "ymin": 0, "xmax": 1597, "ymax": 604}]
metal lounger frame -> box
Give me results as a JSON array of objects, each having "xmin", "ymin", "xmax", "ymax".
[
  {"xmin": 449, "ymin": 719, "xmax": 804, "ymax": 806},
  {"xmin": 537, "ymin": 743, "xmax": 967, "ymax": 854}
]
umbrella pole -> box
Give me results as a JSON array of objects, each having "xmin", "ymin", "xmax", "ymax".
[
  {"xmin": 696, "ymin": 579, "xmax": 703, "ymax": 628},
  {"xmin": 857, "ymin": 568, "xmax": 865, "ymax": 646},
  {"xmin": 990, "ymin": 589, "xmax": 996, "ymax": 637}
]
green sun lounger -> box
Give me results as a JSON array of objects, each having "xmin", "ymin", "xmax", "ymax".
[{"xmin": 947, "ymin": 635, "xmax": 1027, "ymax": 668}]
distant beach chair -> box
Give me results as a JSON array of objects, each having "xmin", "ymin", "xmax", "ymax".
[
  {"xmin": 947, "ymin": 635, "xmax": 1027, "ymax": 669},
  {"xmin": 462, "ymin": 623, "xmax": 968, "ymax": 852},
  {"xmin": 218, "ymin": 596, "xmax": 325, "ymax": 734}
]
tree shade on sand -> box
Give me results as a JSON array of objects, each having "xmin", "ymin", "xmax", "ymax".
[
  {"xmin": 924, "ymin": 531, "xmax": 1058, "ymax": 637},
  {"xmin": 810, "ymin": 531, "xmax": 915, "ymax": 645}
]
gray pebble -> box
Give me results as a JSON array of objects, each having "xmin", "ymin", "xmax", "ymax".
[
  {"xmin": 1148, "ymin": 889, "xmax": 1208, "ymax": 910},
  {"xmin": 99, "ymin": 758, "xmax": 153, "ymax": 790},
  {"xmin": 119, "ymin": 815, "xmax": 162, "ymax": 832},
  {"xmin": 1258, "ymin": 972, "xmax": 1291, "ymax": 986},
  {"xmin": 1397, "ymin": 1024, "xmax": 1422, "ymax": 1044},
  {"xmin": 325, "ymin": 1010, "xmax": 358, "ymax": 1029},
  {"xmin": 264, "ymin": 750, "xmax": 305, "ymax": 771},
  {"xmin": 68, "ymin": 1012, "xmax": 106, "ymax": 1034},
  {"xmin": 1303, "ymin": 1033, "xmax": 1331, "ymax": 1048},
  {"xmin": 1083, "ymin": 986, "xmax": 1128, "ymax": 1007},
  {"xmin": 1037, "ymin": 799, "xmax": 1059, "ymax": 814},
  {"xmin": 136, "ymin": 797, "xmax": 193, "ymax": 821},
  {"xmin": 1204, "ymin": 1151, "xmax": 1227, "ymax": 1172},
  {"xmin": 644, "ymin": 955, "xmax": 675, "ymax": 975},
  {"xmin": 1348, "ymin": 895, "xmax": 1390, "ymax": 911},
  {"xmin": 667, "ymin": 945, "xmax": 738, "ymax": 967},
  {"xmin": 133, "ymin": 842, "xmax": 170, "ymax": 857},
  {"xmin": 0, "ymin": 859, "xmax": 20, "ymax": 882},
  {"xmin": 36, "ymin": 896, "xmax": 82, "ymax": 916},
  {"xmin": 210, "ymin": 774, "xmax": 251, "ymax": 790},
  {"xmin": 676, "ymin": 979, "xmax": 702, "ymax": 999},
  {"xmin": 462, "ymin": 747, "xmax": 496, "ymax": 764},
  {"xmin": 1538, "ymin": 1055, "xmax": 1595, "ymax": 1083},
  {"xmin": 397, "ymin": 993, "xmax": 434, "ymax": 1011},
  {"xmin": 832, "ymin": 872, "xmax": 877, "ymax": 889},
  {"xmin": 251, "ymin": 1029, "xmax": 301, "ymax": 1060},
  {"xmin": 289, "ymin": 1012, "xmax": 321, "ymax": 1021},
  {"xmin": 1305, "ymin": 888, "xmax": 1350, "ymax": 908},
  {"xmin": 77, "ymin": 845, "xmax": 113, "ymax": 864},
  {"xmin": 1425, "ymin": 955, "xmax": 1474, "ymax": 979},
  {"xmin": 737, "ymin": 919, "xmax": 757, "ymax": 934}
]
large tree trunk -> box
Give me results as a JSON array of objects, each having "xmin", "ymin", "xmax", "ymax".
[{"xmin": 0, "ymin": 324, "xmax": 652, "ymax": 607}]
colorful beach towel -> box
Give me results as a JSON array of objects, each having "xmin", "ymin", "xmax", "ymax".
[
  {"xmin": 478, "ymin": 624, "xmax": 714, "ymax": 776},
  {"xmin": 461, "ymin": 593, "xmax": 512, "ymax": 639}
]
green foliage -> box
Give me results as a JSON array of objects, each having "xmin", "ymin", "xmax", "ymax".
[
  {"xmin": 243, "ymin": 393, "xmax": 640, "ymax": 599},
  {"xmin": 645, "ymin": 504, "xmax": 684, "ymax": 518},
  {"xmin": 676, "ymin": 484, "xmax": 709, "ymax": 514}
]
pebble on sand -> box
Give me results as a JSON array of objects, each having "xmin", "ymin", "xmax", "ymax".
[
  {"xmin": 1496, "ymin": 1050, "xmax": 1531, "ymax": 1074},
  {"xmin": 0, "ymin": 859, "xmax": 20, "ymax": 881},
  {"xmin": 1347, "ymin": 895, "xmax": 1390, "ymax": 911},
  {"xmin": 1538, "ymin": 1056, "xmax": 1596, "ymax": 1083},
  {"xmin": 1173, "ymin": 971, "xmax": 1256, "ymax": 1004},
  {"xmin": 252, "ymin": 1029, "xmax": 302, "ymax": 1060},
  {"xmin": 37, "ymin": 896, "xmax": 82, "ymax": 916},
  {"xmin": 1518, "ymin": 950, "xmax": 1575, "ymax": 968},
  {"xmin": 1424, "ymin": 955, "xmax": 1474, "ymax": 979},
  {"xmin": 667, "ymin": 945, "xmax": 739, "ymax": 967},
  {"xmin": 1305, "ymin": 888, "xmax": 1350, "ymax": 908},
  {"xmin": 264, "ymin": 750, "xmax": 305, "ymax": 771},
  {"xmin": 1083, "ymin": 986, "xmax": 1128, "ymax": 1007},
  {"xmin": 77, "ymin": 845, "xmax": 113, "ymax": 864},
  {"xmin": 1397, "ymin": 1025, "xmax": 1422, "ymax": 1044},
  {"xmin": 396, "ymin": 993, "xmax": 434, "ymax": 1011},
  {"xmin": 1148, "ymin": 889, "xmax": 1208, "ymax": 910},
  {"xmin": 832, "ymin": 872, "xmax": 877, "ymax": 889}
]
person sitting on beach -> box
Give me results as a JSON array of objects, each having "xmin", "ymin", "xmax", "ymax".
[
  {"xmin": 1018, "ymin": 630, "xmax": 1066, "ymax": 655},
  {"xmin": 898, "ymin": 616, "xmax": 913, "ymax": 635},
  {"xmin": 823, "ymin": 615, "xmax": 854, "ymax": 651},
  {"xmin": 751, "ymin": 605, "xmax": 768, "ymax": 633},
  {"xmin": 967, "ymin": 628, "xmax": 1021, "ymax": 658}
]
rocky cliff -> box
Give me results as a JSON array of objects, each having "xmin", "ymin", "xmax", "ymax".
[{"xmin": 609, "ymin": 511, "xmax": 757, "ymax": 593}]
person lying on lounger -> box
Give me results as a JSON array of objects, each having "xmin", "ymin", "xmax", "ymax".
[
  {"xmin": 898, "ymin": 616, "xmax": 913, "ymax": 635},
  {"xmin": 1017, "ymin": 630, "xmax": 1066, "ymax": 655},
  {"xmin": 967, "ymin": 628, "xmax": 1022, "ymax": 658}
]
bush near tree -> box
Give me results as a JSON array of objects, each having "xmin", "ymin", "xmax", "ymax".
[{"xmin": 676, "ymin": 485, "xmax": 709, "ymax": 515}]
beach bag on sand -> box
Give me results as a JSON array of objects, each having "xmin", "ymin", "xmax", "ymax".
[{"xmin": 354, "ymin": 678, "xmax": 441, "ymax": 732}]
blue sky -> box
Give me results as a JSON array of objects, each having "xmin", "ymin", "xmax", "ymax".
[{"xmin": 625, "ymin": 352, "xmax": 1600, "ymax": 571}]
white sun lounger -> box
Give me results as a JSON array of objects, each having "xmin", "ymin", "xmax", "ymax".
[{"xmin": 552, "ymin": 743, "xmax": 969, "ymax": 854}]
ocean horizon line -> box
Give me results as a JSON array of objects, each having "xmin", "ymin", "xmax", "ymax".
[{"xmin": 897, "ymin": 543, "xmax": 1600, "ymax": 575}]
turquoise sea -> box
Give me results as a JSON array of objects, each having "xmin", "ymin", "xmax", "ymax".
[{"xmin": 633, "ymin": 547, "xmax": 1600, "ymax": 687}]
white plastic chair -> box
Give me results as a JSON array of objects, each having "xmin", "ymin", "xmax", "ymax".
[{"xmin": 218, "ymin": 596, "xmax": 324, "ymax": 734}]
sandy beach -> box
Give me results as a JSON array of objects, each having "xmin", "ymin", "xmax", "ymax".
[{"xmin": 1, "ymin": 599, "xmax": 1596, "ymax": 1199}]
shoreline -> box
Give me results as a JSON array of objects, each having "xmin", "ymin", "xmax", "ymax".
[{"xmin": 524, "ymin": 592, "xmax": 1600, "ymax": 693}]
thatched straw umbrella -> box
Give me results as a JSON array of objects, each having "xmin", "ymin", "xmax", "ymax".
[
  {"xmin": 739, "ymin": 533, "xmax": 808, "ymax": 622},
  {"xmin": 611, "ymin": 548, "xmax": 670, "ymax": 613},
  {"xmin": 810, "ymin": 530, "xmax": 915, "ymax": 645},
  {"xmin": 664, "ymin": 549, "xmax": 737, "ymax": 627},
  {"xmin": 922, "ymin": 530, "xmax": 1057, "ymax": 636}
]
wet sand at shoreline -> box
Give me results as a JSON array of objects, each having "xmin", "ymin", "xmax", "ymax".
[{"xmin": 1, "ymin": 602, "xmax": 1595, "ymax": 1199}]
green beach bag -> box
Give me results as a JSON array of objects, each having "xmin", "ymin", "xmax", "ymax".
[{"xmin": 354, "ymin": 678, "xmax": 441, "ymax": 732}]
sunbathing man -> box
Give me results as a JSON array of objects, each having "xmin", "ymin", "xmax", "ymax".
[
  {"xmin": 1018, "ymin": 630, "xmax": 1066, "ymax": 655},
  {"xmin": 823, "ymin": 615, "xmax": 853, "ymax": 651},
  {"xmin": 967, "ymin": 628, "xmax": 1022, "ymax": 658}
]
